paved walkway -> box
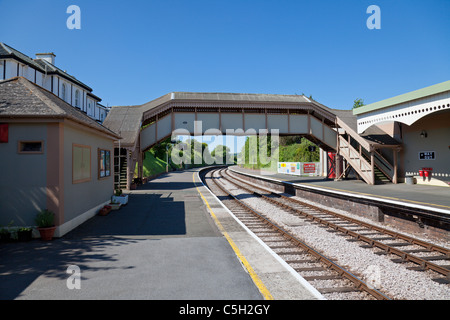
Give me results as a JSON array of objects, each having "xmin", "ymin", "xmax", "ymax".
[
  {"xmin": 0, "ymin": 170, "xmax": 261, "ymax": 300},
  {"xmin": 0, "ymin": 168, "xmax": 321, "ymax": 300}
]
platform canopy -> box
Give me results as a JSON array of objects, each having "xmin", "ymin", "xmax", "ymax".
[{"xmin": 354, "ymin": 80, "xmax": 450, "ymax": 134}]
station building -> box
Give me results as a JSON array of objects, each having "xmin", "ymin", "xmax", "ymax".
[
  {"xmin": 354, "ymin": 80, "xmax": 450, "ymax": 187},
  {"xmin": 0, "ymin": 77, "xmax": 120, "ymax": 237}
]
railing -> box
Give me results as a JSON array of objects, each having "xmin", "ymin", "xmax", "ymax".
[
  {"xmin": 350, "ymin": 137, "xmax": 394, "ymax": 183},
  {"xmin": 338, "ymin": 135, "xmax": 374, "ymax": 185}
]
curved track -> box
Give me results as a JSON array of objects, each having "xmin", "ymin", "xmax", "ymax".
[
  {"xmin": 202, "ymin": 167, "xmax": 450, "ymax": 300},
  {"xmin": 203, "ymin": 168, "xmax": 391, "ymax": 300}
]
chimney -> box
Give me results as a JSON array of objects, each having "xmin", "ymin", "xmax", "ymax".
[{"xmin": 35, "ymin": 52, "xmax": 56, "ymax": 65}]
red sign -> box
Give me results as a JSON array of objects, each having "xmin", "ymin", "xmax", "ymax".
[
  {"xmin": 303, "ymin": 163, "xmax": 316, "ymax": 173},
  {"xmin": 0, "ymin": 124, "xmax": 8, "ymax": 143}
]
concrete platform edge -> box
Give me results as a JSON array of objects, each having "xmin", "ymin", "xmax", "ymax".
[
  {"xmin": 194, "ymin": 169, "xmax": 325, "ymax": 300},
  {"xmin": 229, "ymin": 167, "xmax": 450, "ymax": 216}
]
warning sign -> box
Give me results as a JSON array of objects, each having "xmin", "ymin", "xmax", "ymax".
[{"xmin": 303, "ymin": 163, "xmax": 316, "ymax": 174}]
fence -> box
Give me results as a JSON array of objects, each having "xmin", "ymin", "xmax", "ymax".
[{"xmin": 277, "ymin": 162, "xmax": 321, "ymax": 176}]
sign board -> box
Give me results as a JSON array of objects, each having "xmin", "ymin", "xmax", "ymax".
[
  {"xmin": 303, "ymin": 163, "xmax": 316, "ymax": 174},
  {"xmin": 419, "ymin": 151, "xmax": 435, "ymax": 160},
  {"xmin": 278, "ymin": 162, "xmax": 320, "ymax": 176},
  {"xmin": 278, "ymin": 162, "xmax": 300, "ymax": 175}
]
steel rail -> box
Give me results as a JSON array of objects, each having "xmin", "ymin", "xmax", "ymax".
[
  {"xmin": 209, "ymin": 168, "xmax": 391, "ymax": 300},
  {"xmin": 222, "ymin": 169, "xmax": 450, "ymax": 278}
]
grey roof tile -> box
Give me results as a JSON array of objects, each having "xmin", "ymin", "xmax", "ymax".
[{"xmin": 0, "ymin": 77, "xmax": 120, "ymax": 139}]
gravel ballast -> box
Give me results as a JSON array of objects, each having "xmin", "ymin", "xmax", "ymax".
[{"xmin": 217, "ymin": 173, "xmax": 450, "ymax": 300}]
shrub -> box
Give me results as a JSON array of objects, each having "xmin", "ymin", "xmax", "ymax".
[{"xmin": 35, "ymin": 209, "xmax": 55, "ymax": 228}]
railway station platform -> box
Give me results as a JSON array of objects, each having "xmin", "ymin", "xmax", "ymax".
[
  {"xmin": 0, "ymin": 168, "xmax": 322, "ymax": 300},
  {"xmin": 230, "ymin": 166, "xmax": 450, "ymax": 215}
]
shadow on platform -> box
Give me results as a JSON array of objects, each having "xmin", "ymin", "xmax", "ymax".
[{"xmin": 0, "ymin": 191, "xmax": 187, "ymax": 300}]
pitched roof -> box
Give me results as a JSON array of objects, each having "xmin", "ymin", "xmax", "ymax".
[
  {"xmin": 0, "ymin": 42, "xmax": 44, "ymax": 72},
  {"xmin": 0, "ymin": 77, "xmax": 120, "ymax": 139},
  {"xmin": 0, "ymin": 42, "xmax": 94, "ymax": 93},
  {"xmin": 102, "ymin": 105, "xmax": 143, "ymax": 147},
  {"xmin": 353, "ymin": 80, "xmax": 450, "ymax": 116},
  {"xmin": 33, "ymin": 58, "xmax": 93, "ymax": 92}
]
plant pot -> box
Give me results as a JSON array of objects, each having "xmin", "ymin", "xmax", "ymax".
[
  {"xmin": 0, "ymin": 232, "xmax": 11, "ymax": 243},
  {"xmin": 17, "ymin": 230, "xmax": 33, "ymax": 242},
  {"xmin": 98, "ymin": 206, "xmax": 112, "ymax": 216},
  {"xmin": 109, "ymin": 203, "xmax": 121, "ymax": 210},
  {"xmin": 37, "ymin": 226, "xmax": 56, "ymax": 241},
  {"xmin": 112, "ymin": 195, "xmax": 128, "ymax": 205}
]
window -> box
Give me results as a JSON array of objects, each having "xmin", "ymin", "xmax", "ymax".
[
  {"xmin": 62, "ymin": 84, "xmax": 66, "ymax": 101},
  {"xmin": 98, "ymin": 149, "xmax": 111, "ymax": 178},
  {"xmin": 73, "ymin": 144, "xmax": 91, "ymax": 183},
  {"xmin": 18, "ymin": 141, "xmax": 43, "ymax": 154},
  {"xmin": 75, "ymin": 90, "xmax": 80, "ymax": 108}
]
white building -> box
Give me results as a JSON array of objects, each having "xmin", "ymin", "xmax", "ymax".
[{"xmin": 0, "ymin": 43, "xmax": 109, "ymax": 123}]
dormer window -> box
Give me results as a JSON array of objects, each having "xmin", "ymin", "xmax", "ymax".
[{"xmin": 75, "ymin": 90, "xmax": 80, "ymax": 108}]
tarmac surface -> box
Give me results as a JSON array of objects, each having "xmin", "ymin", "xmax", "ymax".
[{"xmin": 0, "ymin": 168, "xmax": 321, "ymax": 300}]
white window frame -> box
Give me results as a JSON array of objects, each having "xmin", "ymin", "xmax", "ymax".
[
  {"xmin": 75, "ymin": 90, "xmax": 80, "ymax": 108},
  {"xmin": 62, "ymin": 83, "xmax": 66, "ymax": 101}
]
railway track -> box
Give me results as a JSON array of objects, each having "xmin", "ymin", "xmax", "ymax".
[
  {"xmin": 202, "ymin": 167, "xmax": 450, "ymax": 300},
  {"xmin": 221, "ymin": 169, "xmax": 450, "ymax": 283},
  {"xmin": 204, "ymin": 168, "xmax": 391, "ymax": 300}
]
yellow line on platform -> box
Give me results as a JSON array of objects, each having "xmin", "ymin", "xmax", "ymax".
[{"xmin": 192, "ymin": 172, "xmax": 274, "ymax": 300}]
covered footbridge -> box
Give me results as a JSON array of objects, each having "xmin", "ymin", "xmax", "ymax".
[{"xmin": 103, "ymin": 92, "xmax": 401, "ymax": 189}]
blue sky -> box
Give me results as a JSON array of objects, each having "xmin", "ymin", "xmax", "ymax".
[{"xmin": 1, "ymin": 0, "xmax": 449, "ymax": 151}]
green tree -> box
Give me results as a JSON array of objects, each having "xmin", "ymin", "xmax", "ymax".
[
  {"xmin": 352, "ymin": 98, "xmax": 365, "ymax": 109},
  {"xmin": 183, "ymin": 138, "xmax": 212, "ymax": 166},
  {"xmin": 211, "ymin": 144, "xmax": 233, "ymax": 164}
]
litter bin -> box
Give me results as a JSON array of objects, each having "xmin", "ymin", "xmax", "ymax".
[{"xmin": 405, "ymin": 175, "xmax": 415, "ymax": 185}]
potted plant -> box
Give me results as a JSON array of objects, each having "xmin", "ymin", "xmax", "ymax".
[
  {"xmin": 0, "ymin": 227, "xmax": 11, "ymax": 243},
  {"xmin": 35, "ymin": 209, "xmax": 56, "ymax": 241},
  {"xmin": 111, "ymin": 188, "xmax": 128, "ymax": 206},
  {"xmin": 17, "ymin": 227, "xmax": 33, "ymax": 242},
  {"xmin": 0, "ymin": 221, "xmax": 14, "ymax": 243},
  {"xmin": 109, "ymin": 200, "xmax": 121, "ymax": 210}
]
